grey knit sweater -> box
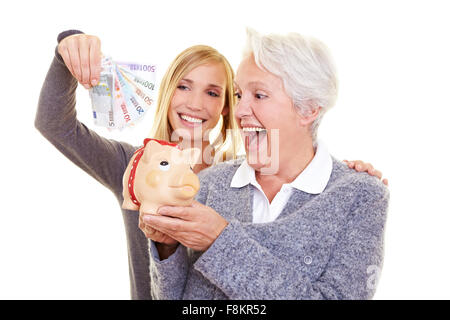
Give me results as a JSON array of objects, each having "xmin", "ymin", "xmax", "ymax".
[
  {"xmin": 149, "ymin": 158, "xmax": 390, "ymax": 299},
  {"xmin": 35, "ymin": 30, "xmax": 150, "ymax": 299}
]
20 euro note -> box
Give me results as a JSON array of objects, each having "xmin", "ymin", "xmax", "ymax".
[{"xmin": 88, "ymin": 56, "xmax": 156, "ymax": 130}]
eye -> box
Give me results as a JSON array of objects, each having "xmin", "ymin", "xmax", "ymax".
[
  {"xmin": 207, "ymin": 91, "xmax": 219, "ymax": 97},
  {"xmin": 177, "ymin": 85, "xmax": 189, "ymax": 91},
  {"xmin": 234, "ymin": 92, "xmax": 241, "ymax": 99},
  {"xmin": 159, "ymin": 161, "xmax": 170, "ymax": 171},
  {"xmin": 255, "ymin": 93, "xmax": 267, "ymax": 99}
]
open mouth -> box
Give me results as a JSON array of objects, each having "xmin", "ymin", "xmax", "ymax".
[
  {"xmin": 242, "ymin": 126, "xmax": 268, "ymax": 152},
  {"xmin": 178, "ymin": 113, "xmax": 206, "ymax": 127}
]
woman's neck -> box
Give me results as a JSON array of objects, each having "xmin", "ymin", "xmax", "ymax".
[{"xmin": 256, "ymin": 139, "xmax": 315, "ymax": 202}]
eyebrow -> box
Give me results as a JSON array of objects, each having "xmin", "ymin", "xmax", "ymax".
[
  {"xmin": 234, "ymin": 81, "xmax": 271, "ymax": 91},
  {"xmin": 181, "ymin": 78, "xmax": 223, "ymax": 90}
]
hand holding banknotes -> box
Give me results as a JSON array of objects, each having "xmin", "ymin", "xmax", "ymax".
[
  {"xmin": 57, "ymin": 33, "xmax": 102, "ymax": 89},
  {"xmin": 58, "ymin": 33, "xmax": 156, "ymax": 130}
]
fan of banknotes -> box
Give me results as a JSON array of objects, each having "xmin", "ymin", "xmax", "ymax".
[{"xmin": 89, "ymin": 56, "xmax": 157, "ymax": 130}]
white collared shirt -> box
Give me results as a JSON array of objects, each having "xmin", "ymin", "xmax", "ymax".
[{"xmin": 230, "ymin": 140, "xmax": 333, "ymax": 223}]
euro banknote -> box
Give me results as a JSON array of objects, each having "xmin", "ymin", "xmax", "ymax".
[{"xmin": 88, "ymin": 56, "xmax": 156, "ymax": 130}]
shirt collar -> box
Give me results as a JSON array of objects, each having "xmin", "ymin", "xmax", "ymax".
[
  {"xmin": 230, "ymin": 139, "xmax": 333, "ymax": 194},
  {"xmin": 230, "ymin": 157, "xmax": 257, "ymax": 188}
]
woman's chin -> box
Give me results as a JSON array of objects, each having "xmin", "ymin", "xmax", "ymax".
[{"xmin": 245, "ymin": 148, "xmax": 272, "ymax": 171}]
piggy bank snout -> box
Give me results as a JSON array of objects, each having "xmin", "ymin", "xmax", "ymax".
[{"xmin": 173, "ymin": 171, "xmax": 200, "ymax": 199}]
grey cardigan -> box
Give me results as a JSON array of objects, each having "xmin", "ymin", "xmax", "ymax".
[{"xmin": 149, "ymin": 158, "xmax": 390, "ymax": 300}]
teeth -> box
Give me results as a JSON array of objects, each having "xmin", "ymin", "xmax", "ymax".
[
  {"xmin": 242, "ymin": 127, "xmax": 266, "ymax": 132},
  {"xmin": 181, "ymin": 114, "xmax": 203, "ymax": 123}
]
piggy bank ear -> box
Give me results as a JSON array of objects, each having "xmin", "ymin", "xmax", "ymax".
[
  {"xmin": 181, "ymin": 148, "xmax": 201, "ymax": 168},
  {"xmin": 142, "ymin": 140, "xmax": 164, "ymax": 163}
]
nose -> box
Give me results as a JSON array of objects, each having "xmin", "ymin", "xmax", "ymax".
[
  {"xmin": 186, "ymin": 89, "xmax": 203, "ymax": 111},
  {"xmin": 234, "ymin": 93, "xmax": 253, "ymax": 120}
]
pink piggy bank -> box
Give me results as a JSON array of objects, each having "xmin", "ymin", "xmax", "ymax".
[{"xmin": 122, "ymin": 138, "xmax": 201, "ymax": 215}]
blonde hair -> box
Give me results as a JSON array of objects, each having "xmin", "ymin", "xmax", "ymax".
[{"xmin": 150, "ymin": 45, "xmax": 241, "ymax": 163}]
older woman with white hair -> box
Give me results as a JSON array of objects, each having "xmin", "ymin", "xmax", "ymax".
[{"xmin": 142, "ymin": 29, "xmax": 390, "ymax": 300}]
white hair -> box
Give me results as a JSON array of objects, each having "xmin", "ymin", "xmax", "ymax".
[{"xmin": 244, "ymin": 28, "xmax": 338, "ymax": 143}]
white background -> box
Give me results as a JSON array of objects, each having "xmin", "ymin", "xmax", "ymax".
[{"xmin": 1, "ymin": 0, "xmax": 449, "ymax": 299}]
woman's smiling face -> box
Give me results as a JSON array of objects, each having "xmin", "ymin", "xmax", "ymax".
[
  {"xmin": 234, "ymin": 55, "xmax": 302, "ymax": 171},
  {"xmin": 168, "ymin": 62, "xmax": 229, "ymax": 142}
]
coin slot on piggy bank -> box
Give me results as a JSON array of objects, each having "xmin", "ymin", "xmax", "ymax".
[{"xmin": 122, "ymin": 139, "xmax": 201, "ymax": 216}]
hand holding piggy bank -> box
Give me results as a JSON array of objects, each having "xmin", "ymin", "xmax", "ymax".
[{"xmin": 122, "ymin": 138, "xmax": 201, "ymax": 215}]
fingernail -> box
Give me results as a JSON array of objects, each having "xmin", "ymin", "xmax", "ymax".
[
  {"xmin": 356, "ymin": 165, "xmax": 361, "ymax": 170},
  {"xmin": 91, "ymin": 79, "xmax": 98, "ymax": 86},
  {"xmin": 83, "ymin": 84, "xmax": 90, "ymax": 89},
  {"xmin": 143, "ymin": 215, "xmax": 152, "ymax": 223}
]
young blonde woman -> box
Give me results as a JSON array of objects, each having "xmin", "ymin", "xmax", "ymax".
[{"xmin": 35, "ymin": 29, "xmax": 386, "ymax": 300}]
